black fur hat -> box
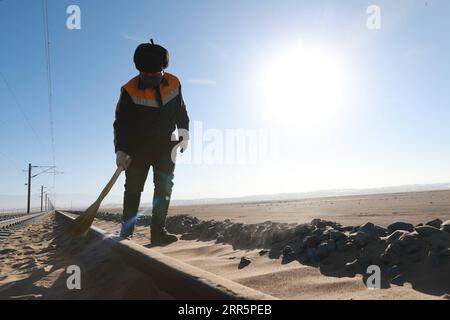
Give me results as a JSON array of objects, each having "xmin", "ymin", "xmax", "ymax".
[{"xmin": 133, "ymin": 39, "xmax": 169, "ymax": 73}]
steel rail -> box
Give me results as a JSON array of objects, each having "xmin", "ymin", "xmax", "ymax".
[{"xmin": 0, "ymin": 212, "xmax": 49, "ymax": 230}]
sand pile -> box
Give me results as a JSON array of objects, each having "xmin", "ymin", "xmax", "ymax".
[
  {"xmin": 0, "ymin": 213, "xmax": 172, "ymax": 299},
  {"xmin": 168, "ymin": 216, "xmax": 449, "ymax": 292},
  {"xmin": 77, "ymin": 211, "xmax": 450, "ymax": 297}
]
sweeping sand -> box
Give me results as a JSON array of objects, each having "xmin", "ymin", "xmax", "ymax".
[{"xmin": 0, "ymin": 213, "xmax": 171, "ymax": 299}]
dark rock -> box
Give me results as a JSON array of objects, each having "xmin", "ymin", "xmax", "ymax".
[
  {"xmin": 387, "ymin": 222, "xmax": 414, "ymax": 234},
  {"xmin": 380, "ymin": 251, "xmax": 400, "ymax": 265},
  {"xmin": 258, "ymin": 249, "xmax": 269, "ymax": 256},
  {"xmin": 238, "ymin": 256, "xmax": 251, "ymax": 269},
  {"xmin": 357, "ymin": 254, "xmax": 370, "ymax": 267},
  {"xmin": 294, "ymin": 224, "xmax": 312, "ymax": 236},
  {"xmin": 428, "ymin": 251, "xmax": 441, "ymax": 267},
  {"xmin": 415, "ymin": 225, "xmax": 444, "ymax": 237},
  {"xmin": 311, "ymin": 219, "xmax": 327, "ymax": 229},
  {"xmin": 216, "ymin": 234, "xmax": 225, "ymax": 243},
  {"xmin": 282, "ymin": 245, "xmax": 294, "ymax": 257},
  {"xmin": 388, "ymin": 265, "xmax": 402, "ymax": 278},
  {"xmin": 387, "ymin": 230, "xmax": 409, "ymax": 243},
  {"xmin": 329, "ymin": 229, "xmax": 347, "ymax": 241},
  {"xmin": 317, "ymin": 242, "xmax": 329, "ymax": 258},
  {"xmin": 390, "ymin": 274, "xmax": 406, "ymax": 286},
  {"xmin": 407, "ymin": 253, "xmax": 422, "ymax": 263},
  {"xmin": 404, "ymin": 242, "xmax": 421, "ymax": 254},
  {"xmin": 349, "ymin": 231, "xmax": 374, "ymax": 247},
  {"xmin": 398, "ymin": 233, "xmax": 420, "ymax": 247},
  {"xmin": 319, "ymin": 233, "xmax": 329, "ymax": 241},
  {"xmin": 326, "ymin": 239, "xmax": 337, "ymax": 252},
  {"xmin": 307, "ymin": 247, "xmax": 318, "ymax": 262},
  {"xmin": 344, "ymin": 259, "xmax": 364, "ymax": 274},
  {"xmin": 359, "ymin": 222, "xmax": 387, "ymax": 237},
  {"xmin": 302, "ymin": 235, "xmax": 321, "ymax": 248},
  {"xmin": 387, "ymin": 242, "xmax": 403, "ymax": 255},
  {"xmin": 337, "ymin": 241, "xmax": 353, "ymax": 252},
  {"xmin": 426, "ymin": 218, "xmax": 443, "ymax": 229},
  {"xmin": 428, "ymin": 233, "xmax": 450, "ymax": 252},
  {"xmin": 440, "ymin": 220, "xmax": 450, "ymax": 233}
]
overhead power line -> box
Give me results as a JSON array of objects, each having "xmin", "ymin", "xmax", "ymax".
[
  {"xmin": 42, "ymin": 0, "xmax": 56, "ymax": 168},
  {"xmin": 42, "ymin": 0, "xmax": 57, "ymax": 206},
  {"xmin": 0, "ymin": 71, "xmax": 51, "ymax": 160},
  {"xmin": 0, "ymin": 150, "xmax": 21, "ymax": 170}
]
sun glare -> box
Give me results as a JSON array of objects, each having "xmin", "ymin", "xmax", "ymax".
[{"xmin": 258, "ymin": 43, "xmax": 350, "ymax": 129}]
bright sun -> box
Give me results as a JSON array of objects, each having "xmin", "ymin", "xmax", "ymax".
[{"xmin": 258, "ymin": 43, "xmax": 350, "ymax": 129}]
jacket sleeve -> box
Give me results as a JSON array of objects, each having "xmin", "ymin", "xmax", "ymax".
[
  {"xmin": 113, "ymin": 89, "xmax": 133, "ymax": 153},
  {"xmin": 176, "ymin": 85, "xmax": 190, "ymax": 139}
]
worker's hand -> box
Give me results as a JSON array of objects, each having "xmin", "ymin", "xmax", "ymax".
[
  {"xmin": 180, "ymin": 140, "xmax": 189, "ymax": 153},
  {"xmin": 116, "ymin": 151, "xmax": 131, "ymax": 170}
]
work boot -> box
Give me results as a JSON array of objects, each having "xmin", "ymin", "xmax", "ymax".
[
  {"xmin": 150, "ymin": 215, "xmax": 177, "ymax": 245},
  {"xmin": 120, "ymin": 221, "xmax": 135, "ymax": 239}
]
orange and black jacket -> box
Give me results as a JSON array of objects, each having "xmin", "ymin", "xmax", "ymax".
[{"xmin": 113, "ymin": 72, "xmax": 189, "ymax": 158}]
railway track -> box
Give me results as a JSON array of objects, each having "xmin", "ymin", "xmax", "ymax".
[
  {"xmin": 57, "ymin": 210, "xmax": 276, "ymax": 300},
  {"xmin": 0, "ymin": 211, "xmax": 50, "ymax": 241},
  {"xmin": 0, "ymin": 212, "xmax": 33, "ymax": 222}
]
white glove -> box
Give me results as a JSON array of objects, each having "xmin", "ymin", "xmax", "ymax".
[{"xmin": 116, "ymin": 151, "xmax": 131, "ymax": 170}]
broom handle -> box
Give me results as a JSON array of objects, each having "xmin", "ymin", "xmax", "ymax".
[{"xmin": 94, "ymin": 166, "xmax": 124, "ymax": 204}]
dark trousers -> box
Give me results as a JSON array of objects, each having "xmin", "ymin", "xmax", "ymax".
[{"xmin": 120, "ymin": 152, "xmax": 176, "ymax": 238}]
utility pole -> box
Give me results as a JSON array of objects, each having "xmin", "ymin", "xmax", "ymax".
[
  {"xmin": 45, "ymin": 193, "xmax": 48, "ymax": 211},
  {"xmin": 23, "ymin": 164, "xmax": 63, "ymax": 213},
  {"xmin": 40, "ymin": 186, "xmax": 46, "ymax": 212},
  {"xmin": 27, "ymin": 163, "xmax": 31, "ymax": 213}
]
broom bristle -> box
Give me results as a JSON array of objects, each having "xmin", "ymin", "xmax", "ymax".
[{"xmin": 66, "ymin": 202, "xmax": 100, "ymax": 236}]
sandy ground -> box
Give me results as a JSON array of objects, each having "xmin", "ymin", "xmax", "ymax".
[
  {"xmin": 0, "ymin": 213, "xmax": 171, "ymax": 300},
  {"xmin": 164, "ymin": 190, "xmax": 450, "ymax": 225},
  {"xmin": 103, "ymin": 190, "xmax": 450, "ymax": 300},
  {"xmin": 93, "ymin": 219, "xmax": 449, "ymax": 300},
  {"xmin": 2, "ymin": 190, "xmax": 450, "ymax": 300}
]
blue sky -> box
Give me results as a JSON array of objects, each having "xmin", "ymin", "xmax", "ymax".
[{"xmin": 1, "ymin": 0, "xmax": 450, "ymax": 209}]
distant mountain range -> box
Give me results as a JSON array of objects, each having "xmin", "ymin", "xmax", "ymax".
[
  {"xmin": 162, "ymin": 182, "xmax": 450, "ymax": 206},
  {"xmin": 3, "ymin": 182, "xmax": 449, "ymax": 211}
]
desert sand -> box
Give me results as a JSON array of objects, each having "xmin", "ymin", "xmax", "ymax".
[
  {"xmin": 96, "ymin": 190, "xmax": 450, "ymax": 300},
  {"xmin": 1, "ymin": 190, "xmax": 450, "ymax": 300},
  {"xmin": 0, "ymin": 213, "xmax": 171, "ymax": 299},
  {"xmin": 165, "ymin": 190, "xmax": 450, "ymax": 225}
]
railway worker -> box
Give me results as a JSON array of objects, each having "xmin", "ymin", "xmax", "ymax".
[{"xmin": 113, "ymin": 40, "xmax": 190, "ymax": 245}]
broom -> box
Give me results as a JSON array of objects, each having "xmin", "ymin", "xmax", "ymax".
[{"xmin": 66, "ymin": 165, "xmax": 125, "ymax": 236}]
